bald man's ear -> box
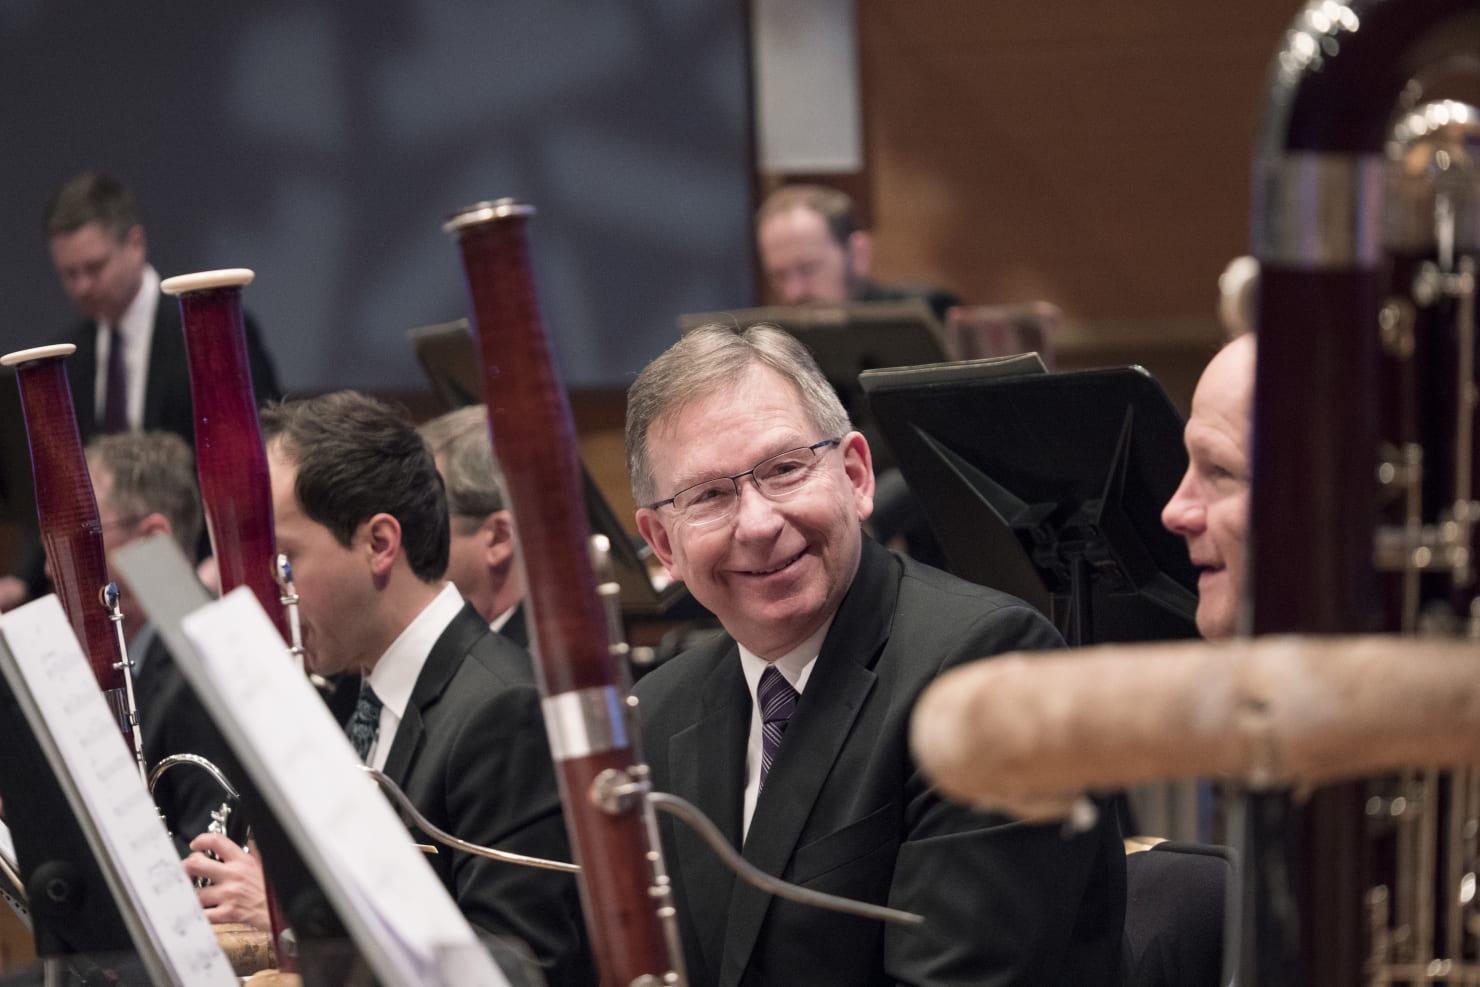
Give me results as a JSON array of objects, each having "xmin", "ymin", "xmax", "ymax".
[{"xmin": 846, "ymin": 230, "xmax": 873, "ymax": 281}]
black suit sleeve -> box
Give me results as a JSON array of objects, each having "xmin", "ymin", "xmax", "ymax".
[
  {"xmin": 884, "ymin": 604, "xmax": 1124, "ymax": 986},
  {"xmin": 443, "ymin": 680, "xmax": 593, "ymax": 986}
]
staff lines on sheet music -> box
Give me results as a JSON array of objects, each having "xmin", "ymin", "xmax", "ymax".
[{"xmin": 0, "ymin": 598, "xmax": 237, "ymax": 985}]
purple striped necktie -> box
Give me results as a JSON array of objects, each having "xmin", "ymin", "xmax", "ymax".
[
  {"xmin": 758, "ymin": 665, "xmax": 798, "ymax": 791},
  {"xmin": 101, "ymin": 324, "xmax": 129, "ymax": 433}
]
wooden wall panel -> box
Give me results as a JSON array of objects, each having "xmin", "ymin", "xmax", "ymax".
[{"xmin": 856, "ymin": 0, "xmax": 1307, "ymax": 408}]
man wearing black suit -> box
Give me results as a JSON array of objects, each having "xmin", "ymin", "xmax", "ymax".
[
  {"xmin": 626, "ymin": 324, "xmax": 1124, "ymax": 985},
  {"xmin": 188, "ymin": 391, "xmax": 593, "ymax": 985},
  {"xmin": 417, "ymin": 405, "xmax": 529, "ymax": 647},
  {"xmin": 0, "ymin": 173, "xmax": 280, "ymax": 611},
  {"xmin": 80, "ymin": 431, "xmax": 233, "ymax": 857}
]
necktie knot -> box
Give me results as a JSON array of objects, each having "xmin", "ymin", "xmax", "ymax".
[
  {"xmin": 349, "ymin": 683, "xmax": 384, "ymax": 763},
  {"xmin": 758, "ymin": 666, "xmax": 798, "ymax": 790}
]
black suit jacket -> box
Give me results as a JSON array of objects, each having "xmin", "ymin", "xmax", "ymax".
[
  {"xmin": 633, "ymin": 538, "xmax": 1125, "ymax": 986},
  {"xmin": 132, "ymin": 628, "xmax": 238, "ymax": 857},
  {"xmin": 498, "ymin": 602, "xmax": 529, "ymax": 650},
  {"xmin": 380, "ymin": 602, "xmax": 594, "ymax": 987}
]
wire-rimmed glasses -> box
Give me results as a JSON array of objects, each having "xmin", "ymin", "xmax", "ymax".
[{"xmin": 647, "ymin": 438, "xmax": 842, "ymax": 528}]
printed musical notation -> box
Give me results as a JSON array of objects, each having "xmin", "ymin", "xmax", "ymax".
[{"xmin": 0, "ymin": 596, "xmax": 236, "ymax": 985}]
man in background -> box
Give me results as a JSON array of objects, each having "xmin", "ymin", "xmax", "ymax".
[
  {"xmin": 1161, "ymin": 330, "xmax": 1256, "ymax": 641},
  {"xmin": 417, "ymin": 405, "xmax": 528, "ymax": 646},
  {"xmin": 755, "ymin": 183, "xmax": 960, "ymax": 324},
  {"xmin": 80, "ymin": 431, "xmax": 231, "ymax": 855},
  {"xmin": 0, "ymin": 172, "xmax": 280, "ymax": 611}
]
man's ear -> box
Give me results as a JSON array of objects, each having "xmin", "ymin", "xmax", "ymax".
[
  {"xmin": 484, "ymin": 510, "xmax": 516, "ymax": 568},
  {"xmin": 846, "ymin": 230, "xmax": 873, "ymax": 281},
  {"xmin": 362, "ymin": 513, "xmax": 403, "ymax": 576},
  {"xmin": 635, "ymin": 508, "xmax": 680, "ymax": 580},
  {"xmin": 841, "ymin": 431, "xmax": 875, "ymax": 523},
  {"xmin": 134, "ymin": 512, "xmax": 172, "ymax": 541}
]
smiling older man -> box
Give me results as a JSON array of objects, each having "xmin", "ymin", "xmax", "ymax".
[{"xmin": 626, "ymin": 323, "xmax": 1125, "ymax": 986}]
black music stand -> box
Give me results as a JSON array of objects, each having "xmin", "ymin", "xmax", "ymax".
[
  {"xmin": 407, "ymin": 318, "xmax": 692, "ymax": 618},
  {"xmin": 862, "ymin": 361, "xmax": 1198, "ymax": 646}
]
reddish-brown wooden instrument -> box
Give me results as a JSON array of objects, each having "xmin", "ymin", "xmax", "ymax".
[
  {"xmin": 159, "ymin": 268, "xmax": 292, "ymax": 971},
  {"xmin": 1, "ymin": 345, "xmax": 129, "ymax": 726},
  {"xmin": 445, "ymin": 200, "xmax": 683, "ymax": 985},
  {"xmin": 160, "ymin": 270, "xmax": 289, "ymax": 643}
]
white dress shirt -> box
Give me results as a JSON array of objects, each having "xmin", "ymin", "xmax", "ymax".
[
  {"xmin": 362, "ymin": 583, "xmax": 465, "ymax": 771},
  {"xmin": 738, "ymin": 620, "xmax": 830, "ymax": 840}
]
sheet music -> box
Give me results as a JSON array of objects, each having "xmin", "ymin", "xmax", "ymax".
[
  {"xmin": 178, "ymin": 586, "xmax": 507, "ymax": 987},
  {"xmin": 0, "ymin": 817, "xmax": 29, "ymax": 929},
  {"xmin": 0, "ymin": 596, "xmax": 235, "ymax": 984}
]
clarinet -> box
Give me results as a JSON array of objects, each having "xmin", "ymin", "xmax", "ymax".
[
  {"xmin": 0, "ymin": 344, "xmax": 147, "ymax": 779},
  {"xmin": 445, "ymin": 200, "xmax": 687, "ymax": 986}
]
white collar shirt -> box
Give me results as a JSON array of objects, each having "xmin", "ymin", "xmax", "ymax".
[
  {"xmin": 738, "ymin": 620, "xmax": 830, "ymax": 840},
  {"xmin": 362, "ymin": 582, "xmax": 465, "ymax": 771}
]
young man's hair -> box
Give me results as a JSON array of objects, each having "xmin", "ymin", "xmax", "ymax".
[
  {"xmin": 260, "ymin": 391, "xmax": 449, "ymax": 582},
  {"xmin": 45, "ymin": 172, "xmax": 139, "ymax": 240}
]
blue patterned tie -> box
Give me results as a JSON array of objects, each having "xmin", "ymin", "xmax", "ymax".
[
  {"xmin": 758, "ymin": 666, "xmax": 798, "ymax": 791},
  {"xmin": 349, "ymin": 683, "xmax": 383, "ymax": 763}
]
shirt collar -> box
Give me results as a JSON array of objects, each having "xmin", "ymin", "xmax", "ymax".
[
  {"xmin": 489, "ymin": 603, "xmax": 518, "ymax": 634},
  {"xmin": 116, "ymin": 264, "xmax": 160, "ymax": 342},
  {"xmin": 365, "ymin": 583, "xmax": 465, "ymax": 722},
  {"xmin": 738, "ymin": 618, "xmax": 831, "ymax": 702}
]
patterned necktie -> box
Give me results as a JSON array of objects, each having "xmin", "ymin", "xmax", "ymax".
[
  {"xmin": 349, "ymin": 683, "xmax": 384, "ymax": 763},
  {"xmin": 101, "ymin": 324, "xmax": 128, "ymax": 433},
  {"xmin": 758, "ymin": 665, "xmax": 798, "ymax": 791}
]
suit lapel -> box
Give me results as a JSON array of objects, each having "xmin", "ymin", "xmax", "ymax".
[
  {"xmin": 380, "ymin": 604, "xmax": 485, "ymax": 786},
  {"xmin": 667, "ymin": 644, "xmax": 748, "ymax": 980},
  {"xmin": 718, "ymin": 539, "xmax": 898, "ymax": 986}
]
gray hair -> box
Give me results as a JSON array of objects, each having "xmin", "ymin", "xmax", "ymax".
[
  {"xmin": 85, "ymin": 430, "xmax": 202, "ymax": 555},
  {"xmin": 625, "ymin": 323, "xmax": 851, "ymax": 505},
  {"xmin": 417, "ymin": 405, "xmax": 507, "ymax": 528}
]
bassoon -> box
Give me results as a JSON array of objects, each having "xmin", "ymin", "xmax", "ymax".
[
  {"xmin": 444, "ymin": 199, "xmax": 686, "ymax": 986},
  {"xmin": 159, "ymin": 268, "xmax": 294, "ymax": 972},
  {"xmin": 0, "ymin": 344, "xmax": 146, "ymax": 776}
]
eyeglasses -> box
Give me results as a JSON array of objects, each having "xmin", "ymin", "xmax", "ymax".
[{"xmin": 647, "ymin": 438, "xmax": 842, "ymax": 528}]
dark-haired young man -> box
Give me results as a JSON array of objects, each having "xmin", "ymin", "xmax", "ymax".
[{"xmin": 189, "ymin": 391, "xmax": 593, "ymax": 986}]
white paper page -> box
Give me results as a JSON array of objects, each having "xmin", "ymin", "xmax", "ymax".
[
  {"xmin": 0, "ymin": 596, "xmax": 234, "ymax": 984},
  {"xmin": 180, "ymin": 587, "xmax": 507, "ymax": 987},
  {"xmin": 0, "ymin": 819, "xmax": 16, "ymax": 872},
  {"xmin": 0, "ymin": 818, "xmax": 30, "ymax": 929}
]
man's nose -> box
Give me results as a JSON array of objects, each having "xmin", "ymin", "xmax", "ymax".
[
  {"xmin": 732, "ymin": 478, "xmax": 783, "ymax": 536},
  {"xmin": 1161, "ymin": 476, "xmax": 1205, "ymax": 536}
]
